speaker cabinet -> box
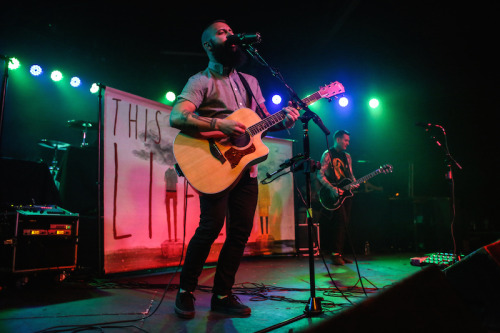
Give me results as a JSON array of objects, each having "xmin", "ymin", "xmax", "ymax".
[
  {"xmin": 0, "ymin": 206, "xmax": 79, "ymax": 273},
  {"xmin": 296, "ymin": 223, "xmax": 320, "ymax": 256},
  {"xmin": 444, "ymin": 240, "xmax": 500, "ymax": 332},
  {"xmin": 303, "ymin": 265, "xmax": 484, "ymax": 332}
]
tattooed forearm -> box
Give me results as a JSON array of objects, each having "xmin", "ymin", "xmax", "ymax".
[
  {"xmin": 178, "ymin": 110, "xmax": 216, "ymax": 131},
  {"xmin": 180, "ymin": 110, "xmax": 191, "ymax": 122},
  {"xmin": 192, "ymin": 113, "xmax": 213, "ymax": 126},
  {"xmin": 177, "ymin": 110, "xmax": 198, "ymax": 131}
]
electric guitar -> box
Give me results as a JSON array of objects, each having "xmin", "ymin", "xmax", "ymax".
[
  {"xmin": 173, "ymin": 81, "xmax": 345, "ymax": 195},
  {"xmin": 319, "ymin": 164, "xmax": 393, "ymax": 210}
]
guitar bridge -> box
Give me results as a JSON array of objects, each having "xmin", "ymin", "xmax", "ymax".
[{"xmin": 208, "ymin": 139, "xmax": 226, "ymax": 165}]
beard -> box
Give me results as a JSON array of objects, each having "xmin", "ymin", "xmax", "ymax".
[{"xmin": 211, "ymin": 42, "xmax": 248, "ymax": 68}]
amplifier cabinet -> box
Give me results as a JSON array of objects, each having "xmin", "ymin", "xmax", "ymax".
[
  {"xmin": 0, "ymin": 207, "xmax": 79, "ymax": 273},
  {"xmin": 296, "ymin": 223, "xmax": 320, "ymax": 256}
]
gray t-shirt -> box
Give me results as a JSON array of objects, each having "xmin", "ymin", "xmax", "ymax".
[
  {"xmin": 176, "ymin": 61, "xmax": 266, "ymax": 178},
  {"xmin": 177, "ymin": 61, "xmax": 265, "ymax": 119}
]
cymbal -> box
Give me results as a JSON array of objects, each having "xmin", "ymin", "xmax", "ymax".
[
  {"xmin": 67, "ymin": 119, "xmax": 98, "ymax": 130},
  {"xmin": 38, "ymin": 139, "xmax": 71, "ymax": 150}
]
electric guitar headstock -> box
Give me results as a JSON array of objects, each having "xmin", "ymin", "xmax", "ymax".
[{"xmin": 380, "ymin": 164, "xmax": 394, "ymax": 174}]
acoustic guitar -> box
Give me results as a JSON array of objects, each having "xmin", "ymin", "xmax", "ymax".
[{"xmin": 173, "ymin": 81, "xmax": 345, "ymax": 195}]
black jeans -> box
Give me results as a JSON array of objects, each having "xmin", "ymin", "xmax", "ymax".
[
  {"xmin": 319, "ymin": 197, "xmax": 352, "ymax": 255},
  {"xmin": 179, "ymin": 171, "xmax": 258, "ymax": 295}
]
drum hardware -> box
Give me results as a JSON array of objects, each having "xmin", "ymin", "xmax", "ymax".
[
  {"xmin": 37, "ymin": 139, "xmax": 70, "ymax": 185},
  {"xmin": 67, "ymin": 120, "xmax": 97, "ymax": 147}
]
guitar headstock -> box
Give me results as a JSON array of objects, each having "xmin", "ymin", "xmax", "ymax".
[
  {"xmin": 319, "ymin": 81, "xmax": 345, "ymax": 99},
  {"xmin": 380, "ymin": 164, "xmax": 394, "ymax": 174}
]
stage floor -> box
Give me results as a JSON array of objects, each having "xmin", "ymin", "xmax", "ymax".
[{"xmin": 0, "ymin": 252, "xmax": 488, "ymax": 332}]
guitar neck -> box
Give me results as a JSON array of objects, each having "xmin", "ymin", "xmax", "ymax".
[
  {"xmin": 247, "ymin": 91, "xmax": 324, "ymax": 136},
  {"xmin": 343, "ymin": 169, "xmax": 382, "ymax": 189},
  {"xmin": 301, "ymin": 91, "xmax": 323, "ymax": 107},
  {"xmin": 247, "ymin": 110, "xmax": 286, "ymax": 136}
]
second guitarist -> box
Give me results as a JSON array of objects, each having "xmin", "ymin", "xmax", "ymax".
[{"xmin": 317, "ymin": 129, "xmax": 358, "ymax": 265}]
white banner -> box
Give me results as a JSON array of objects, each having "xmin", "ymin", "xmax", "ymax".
[{"xmin": 103, "ymin": 87, "xmax": 295, "ymax": 274}]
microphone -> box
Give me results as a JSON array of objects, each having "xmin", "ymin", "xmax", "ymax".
[
  {"xmin": 226, "ymin": 33, "xmax": 262, "ymax": 46},
  {"xmin": 279, "ymin": 153, "xmax": 306, "ymax": 168}
]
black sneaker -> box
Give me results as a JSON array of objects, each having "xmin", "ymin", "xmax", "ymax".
[
  {"xmin": 343, "ymin": 257, "xmax": 353, "ymax": 264},
  {"xmin": 331, "ymin": 254, "xmax": 345, "ymax": 266},
  {"xmin": 174, "ymin": 290, "xmax": 196, "ymax": 319},
  {"xmin": 211, "ymin": 293, "xmax": 251, "ymax": 316}
]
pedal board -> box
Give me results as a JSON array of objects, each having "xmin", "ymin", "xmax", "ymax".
[{"xmin": 410, "ymin": 252, "xmax": 461, "ymax": 268}]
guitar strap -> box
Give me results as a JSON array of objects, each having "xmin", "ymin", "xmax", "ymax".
[{"xmin": 237, "ymin": 72, "xmax": 267, "ymax": 120}]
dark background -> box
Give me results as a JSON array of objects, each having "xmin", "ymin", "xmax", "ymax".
[{"xmin": 1, "ymin": 1, "xmax": 498, "ymax": 253}]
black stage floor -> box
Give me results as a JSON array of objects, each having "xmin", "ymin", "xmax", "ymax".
[{"xmin": 0, "ymin": 252, "xmax": 498, "ymax": 333}]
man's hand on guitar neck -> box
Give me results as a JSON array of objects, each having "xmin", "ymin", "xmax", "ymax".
[{"xmin": 281, "ymin": 103, "xmax": 300, "ymax": 129}]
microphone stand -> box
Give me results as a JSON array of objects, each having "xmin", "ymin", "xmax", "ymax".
[
  {"xmin": 97, "ymin": 84, "xmax": 105, "ymax": 276},
  {"xmin": 243, "ymin": 44, "xmax": 330, "ymax": 332},
  {"xmin": 0, "ymin": 54, "xmax": 11, "ymax": 157},
  {"xmin": 423, "ymin": 125, "xmax": 462, "ymax": 260},
  {"xmin": 427, "ymin": 125, "xmax": 462, "ymax": 175}
]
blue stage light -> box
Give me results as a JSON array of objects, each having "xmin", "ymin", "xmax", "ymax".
[{"xmin": 30, "ymin": 65, "xmax": 43, "ymax": 76}]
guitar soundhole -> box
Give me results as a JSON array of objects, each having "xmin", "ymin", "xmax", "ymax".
[{"xmin": 230, "ymin": 132, "xmax": 251, "ymax": 148}]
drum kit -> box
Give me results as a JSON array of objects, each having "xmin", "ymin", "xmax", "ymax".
[{"xmin": 38, "ymin": 120, "xmax": 97, "ymax": 181}]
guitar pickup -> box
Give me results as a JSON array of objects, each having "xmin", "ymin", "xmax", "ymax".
[{"xmin": 208, "ymin": 139, "xmax": 226, "ymax": 165}]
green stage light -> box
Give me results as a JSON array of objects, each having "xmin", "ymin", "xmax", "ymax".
[
  {"xmin": 51, "ymin": 70, "xmax": 63, "ymax": 82},
  {"xmin": 90, "ymin": 83, "xmax": 99, "ymax": 94},
  {"xmin": 8, "ymin": 58, "xmax": 20, "ymax": 70},
  {"xmin": 165, "ymin": 91, "xmax": 176, "ymax": 102},
  {"xmin": 369, "ymin": 98, "xmax": 380, "ymax": 108}
]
